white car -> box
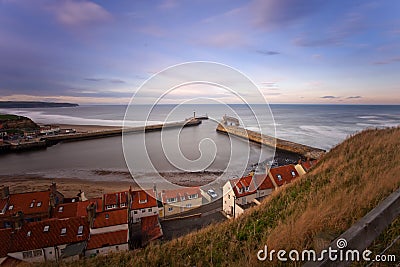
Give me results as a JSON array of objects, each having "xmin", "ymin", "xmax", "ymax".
[{"xmin": 207, "ymin": 189, "xmax": 218, "ymax": 198}]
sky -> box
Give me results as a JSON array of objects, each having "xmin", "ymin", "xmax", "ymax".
[{"xmin": 0, "ymin": 0, "xmax": 399, "ymax": 104}]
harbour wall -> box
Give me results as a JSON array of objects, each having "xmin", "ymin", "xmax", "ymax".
[{"xmin": 216, "ymin": 123, "xmax": 325, "ymax": 159}]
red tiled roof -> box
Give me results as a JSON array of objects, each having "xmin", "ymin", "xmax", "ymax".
[
  {"xmin": 130, "ymin": 190, "xmax": 157, "ymax": 210},
  {"xmin": 253, "ymin": 174, "xmax": 274, "ymax": 190},
  {"xmin": 92, "ymin": 208, "xmax": 128, "ymax": 229},
  {"xmin": 5, "ymin": 191, "xmax": 50, "ymax": 216},
  {"xmin": 86, "ymin": 230, "xmax": 128, "ymax": 250},
  {"xmin": 0, "ymin": 228, "xmax": 12, "ymax": 257},
  {"xmin": 229, "ymin": 176, "xmax": 257, "ymax": 198},
  {"xmin": 301, "ymin": 160, "xmax": 318, "ymax": 172},
  {"xmin": 160, "ymin": 187, "xmax": 201, "ymax": 203},
  {"xmin": 104, "ymin": 191, "xmax": 128, "ymax": 207},
  {"xmin": 52, "ymin": 201, "xmax": 89, "ymax": 219},
  {"xmin": 269, "ymin": 164, "xmax": 299, "ymax": 187},
  {"xmin": 141, "ymin": 215, "xmax": 162, "ymax": 243},
  {"xmin": 9, "ymin": 217, "xmax": 89, "ymax": 253}
]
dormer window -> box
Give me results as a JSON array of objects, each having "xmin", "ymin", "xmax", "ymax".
[
  {"xmin": 27, "ymin": 231, "xmax": 31, "ymax": 237},
  {"xmin": 29, "ymin": 202, "xmax": 34, "ymax": 208},
  {"xmin": 77, "ymin": 225, "xmax": 84, "ymax": 235},
  {"xmin": 8, "ymin": 205, "xmax": 13, "ymax": 210},
  {"xmin": 277, "ymin": 174, "xmax": 282, "ymax": 181},
  {"xmin": 61, "ymin": 228, "xmax": 67, "ymax": 236},
  {"xmin": 291, "ymin": 171, "xmax": 296, "ymax": 177},
  {"xmin": 43, "ymin": 225, "xmax": 50, "ymax": 232},
  {"xmin": 245, "ymin": 186, "xmax": 249, "ymax": 192},
  {"xmin": 37, "ymin": 202, "xmax": 42, "ymax": 207},
  {"xmin": 58, "ymin": 206, "xmax": 64, "ymax": 212},
  {"xmin": 181, "ymin": 196, "xmax": 185, "ymax": 201}
]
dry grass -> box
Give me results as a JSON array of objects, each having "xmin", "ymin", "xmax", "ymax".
[{"xmin": 40, "ymin": 127, "xmax": 400, "ymax": 267}]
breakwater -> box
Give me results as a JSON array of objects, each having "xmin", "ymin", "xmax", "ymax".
[
  {"xmin": 43, "ymin": 118, "xmax": 201, "ymax": 144},
  {"xmin": 0, "ymin": 119, "xmax": 201, "ymax": 153},
  {"xmin": 216, "ymin": 116, "xmax": 325, "ymax": 159}
]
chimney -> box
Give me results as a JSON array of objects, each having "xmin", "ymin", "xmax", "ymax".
[
  {"xmin": 0, "ymin": 186, "xmax": 9, "ymax": 199},
  {"xmin": 86, "ymin": 203, "xmax": 96, "ymax": 228},
  {"xmin": 13, "ymin": 211, "xmax": 24, "ymax": 230}
]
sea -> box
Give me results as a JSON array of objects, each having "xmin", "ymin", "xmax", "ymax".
[{"xmin": 0, "ymin": 104, "xmax": 399, "ymax": 186}]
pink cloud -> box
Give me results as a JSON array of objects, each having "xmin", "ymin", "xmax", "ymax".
[{"xmin": 49, "ymin": 0, "xmax": 111, "ymax": 27}]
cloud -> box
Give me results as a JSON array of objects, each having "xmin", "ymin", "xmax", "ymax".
[
  {"xmin": 372, "ymin": 57, "xmax": 400, "ymax": 66},
  {"xmin": 249, "ymin": 0, "xmax": 326, "ymax": 29},
  {"xmin": 158, "ymin": 0, "xmax": 178, "ymax": 10},
  {"xmin": 195, "ymin": 32, "xmax": 248, "ymax": 48},
  {"xmin": 256, "ymin": 50, "xmax": 280, "ymax": 56},
  {"xmin": 321, "ymin": 95, "xmax": 339, "ymax": 99},
  {"xmin": 347, "ymin": 96, "xmax": 362, "ymax": 99},
  {"xmin": 84, "ymin": 78, "xmax": 126, "ymax": 84},
  {"xmin": 49, "ymin": 0, "xmax": 111, "ymax": 27},
  {"xmin": 293, "ymin": 12, "xmax": 366, "ymax": 47}
]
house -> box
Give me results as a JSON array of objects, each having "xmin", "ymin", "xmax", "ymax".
[
  {"xmin": 222, "ymin": 175, "xmax": 258, "ymax": 218},
  {"xmin": 140, "ymin": 215, "xmax": 163, "ymax": 246},
  {"xmin": 39, "ymin": 125, "xmax": 60, "ymax": 136},
  {"xmin": 6, "ymin": 217, "xmax": 89, "ymax": 263},
  {"xmin": 0, "ymin": 183, "xmax": 63, "ymax": 229},
  {"xmin": 52, "ymin": 201, "xmax": 89, "ymax": 219},
  {"xmin": 85, "ymin": 230, "xmax": 129, "ymax": 257},
  {"xmin": 268, "ymin": 164, "xmax": 300, "ymax": 187},
  {"xmin": 159, "ymin": 187, "xmax": 202, "ymax": 217},
  {"xmin": 253, "ymin": 173, "xmax": 275, "ymax": 199},
  {"xmin": 295, "ymin": 159, "xmax": 318, "ymax": 175},
  {"xmin": 103, "ymin": 191, "xmax": 128, "ymax": 210},
  {"xmin": 129, "ymin": 189, "xmax": 158, "ymax": 223},
  {"xmin": 85, "ymin": 208, "xmax": 129, "ymax": 257}
]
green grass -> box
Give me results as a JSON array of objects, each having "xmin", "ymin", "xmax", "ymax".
[
  {"xmin": 38, "ymin": 127, "xmax": 400, "ymax": 267},
  {"xmin": 0, "ymin": 114, "xmax": 22, "ymax": 121}
]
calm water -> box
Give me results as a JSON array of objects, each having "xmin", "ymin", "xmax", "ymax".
[{"xmin": 1, "ymin": 104, "xmax": 399, "ymax": 183}]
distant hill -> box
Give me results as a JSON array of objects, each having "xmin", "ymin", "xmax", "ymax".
[
  {"xmin": 0, "ymin": 101, "xmax": 79, "ymax": 108},
  {"xmin": 40, "ymin": 127, "xmax": 400, "ymax": 266}
]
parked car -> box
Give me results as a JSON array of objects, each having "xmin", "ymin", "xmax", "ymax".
[{"xmin": 207, "ymin": 189, "xmax": 218, "ymax": 198}]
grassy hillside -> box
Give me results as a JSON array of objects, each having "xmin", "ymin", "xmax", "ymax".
[{"xmin": 44, "ymin": 127, "xmax": 400, "ymax": 267}]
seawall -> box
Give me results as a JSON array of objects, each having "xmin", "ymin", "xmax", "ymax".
[{"xmin": 216, "ymin": 123, "xmax": 325, "ymax": 159}]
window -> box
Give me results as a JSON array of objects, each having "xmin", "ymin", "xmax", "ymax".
[
  {"xmin": 29, "ymin": 202, "xmax": 34, "ymax": 208},
  {"xmin": 168, "ymin": 207, "xmax": 173, "ymax": 212},
  {"xmin": 181, "ymin": 196, "xmax": 185, "ymax": 201},
  {"xmin": 77, "ymin": 225, "xmax": 84, "ymax": 235},
  {"xmin": 245, "ymin": 186, "xmax": 249, "ymax": 192},
  {"xmin": 43, "ymin": 225, "xmax": 49, "ymax": 232},
  {"xmin": 167, "ymin": 197, "xmax": 177, "ymax": 203},
  {"xmin": 228, "ymin": 194, "xmax": 230, "ymax": 199},
  {"xmin": 58, "ymin": 206, "xmax": 64, "ymax": 212},
  {"xmin": 277, "ymin": 174, "xmax": 282, "ymax": 181},
  {"xmin": 133, "ymin": 210, "xmax": 138, "ymax": 214},
  {"xmin": 141, "ymin": 209, "xmax": 145, "ymax": 213},
  {"xmin": 116, "ymin": 246, "xmax": 119, "ymax": 251},
  {"xmin": 186, "ymin": 204, "xmax": 192, "ymax": 208},
  {"xmin": 148, "ymin": 208, "xmax": 152, "ymax": 212},
  {"xmin": 33, "ymin": 250, "xmax": 42, "ymax": 257},
  {"xmin": 8, "ymin": 205, "xmax": 13, "ymax": 210},
  {"xmin": 121, "ymin": 203, "xmax": 126, "ymax": 207},
  {"xmin": 291, "ymin": 171, "xmax": 296, "ymax": 177},
  {"xmin": 27, "ymin": 231, "xmax": 31, "ymax": 237},
  {"xmin": 105, "ymin": 214, "xmax": 110, "ymax": 219},
  {"xmin": 37, "ymin": 202, "xmax": 42, "ymax": 207},
  {"xmin": 61, "ymin": 228, "xmax": 67, "ymax": 235},
  {"xmin": 188, "ymin": 194, "xmax": 198, "ymax": 199},
  {"xmin": 139, "ymin": 199, "xmax": 147, "ymax": 204}
]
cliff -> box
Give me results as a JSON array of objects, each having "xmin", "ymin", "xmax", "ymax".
[{"xmin": 0, "ymin": 114, "xmax": 39, "ymax": 130}]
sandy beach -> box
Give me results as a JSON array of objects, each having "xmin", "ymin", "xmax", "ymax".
[{"xmin": 0, "ymin": 175, "xmax": 139, "ymax": 198}]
